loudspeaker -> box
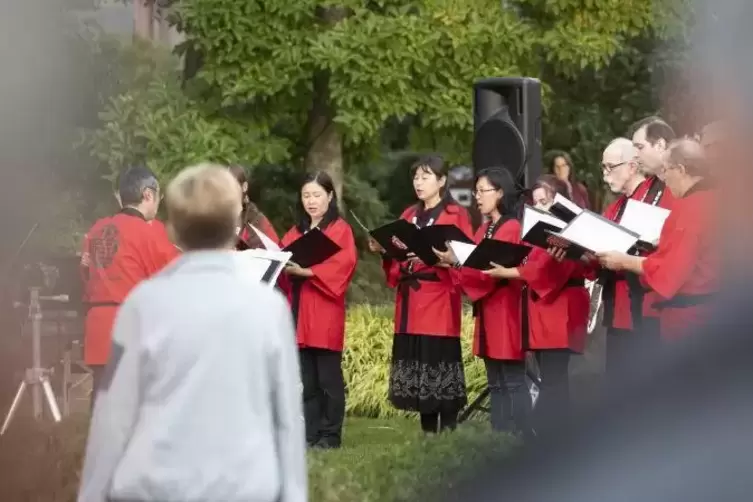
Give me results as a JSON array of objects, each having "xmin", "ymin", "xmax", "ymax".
[{"xmin": 472, "ymin": 77, "xmax": 542, "ymax": 188}]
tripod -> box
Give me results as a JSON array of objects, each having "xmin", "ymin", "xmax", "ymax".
[
  {"xmin": 1, "ymin": 288, "xmax": 67, "ymax": 435},
  {"xmin": 458, "ymin": 361, "xmax": 542, "ymax": 424}
]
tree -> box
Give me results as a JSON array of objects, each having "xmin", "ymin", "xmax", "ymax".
[{"xmin": 88, "ymin": 0, "xmax": 678, "ymax": 197}]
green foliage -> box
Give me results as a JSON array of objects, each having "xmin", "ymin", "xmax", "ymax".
[
  {"xmin": 343, "ymin": 304, "xmax": 485, "ymax": 418},
  {"xmin": 86, "ymin": 0, "xmax": 675, "ymax": 176}
]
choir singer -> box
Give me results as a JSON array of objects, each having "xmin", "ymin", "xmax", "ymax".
[
  {"xmin": 80, "ymin": 166, "xmax": 180, "ymax": 396},
  {"xmin": 77, "ymin": 163, "xmax": 306, "ymax": 502},
  {"xmin": 280, "ymin": 171, "xmax": 358, "ymax": 449},
  {"xmin": 598, "ymin": 139, "xmax": 718, "ymax": 340},
  {"xmin": 433, "ymin": 167, "xmax": 529, "ymax": 435}
]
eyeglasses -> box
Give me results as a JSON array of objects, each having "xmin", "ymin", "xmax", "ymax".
[
  {"xmin": 601, "ymin": 161, "xmax": 628, "ymax": 174},
  {"xmin": 472, "ymin": 188, "xmax": 498, "ymax": 197}
]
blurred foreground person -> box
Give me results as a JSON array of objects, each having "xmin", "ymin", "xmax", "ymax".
[
  {"xmin": 598, "ymin": 139, "xmax": 718, "ymax": 340},
  {"xmin": 77, "ymin": 164, "xmax": 306, "ymax": 502},
  {"xmin": 80, "ymin": 166, "xmax": 180, "ymax": 393}
]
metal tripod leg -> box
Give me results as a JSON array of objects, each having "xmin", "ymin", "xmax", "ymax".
[
  {"xmin": 1, "ymin": 380, "xmax": 27, "ymax": 435},
  {"xmin": 42, "ymin": 377, "xmax": 62, "ymax": 422}
]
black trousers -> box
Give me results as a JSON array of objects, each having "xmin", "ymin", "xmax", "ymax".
[
  {"xmin": 533, "ymin": 350, "xmax": 571, "ymax": 433},
  {"xmin": 90, "ymin": 364, "xmax": 105, "ymax": 412},
  {"xmin": 484, "ymin": 359, "xmax": 530, "ymax": 434},
  {"xmin": 299, "ymin": 348, "xmax": 345, "ymax": 447}
]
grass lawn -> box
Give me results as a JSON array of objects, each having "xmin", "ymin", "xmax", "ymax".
[{"xmin": 0, "ymin": 413, "xmax": 513, "ymax": 502}]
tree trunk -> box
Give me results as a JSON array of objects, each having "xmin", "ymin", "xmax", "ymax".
[
  {"xmin": 304, "ymin": 6, "xmax": 349, "ymax": 207},
  {"xmin": 133, "ymin": 0, "xmax": 154, "ymax": 41}
]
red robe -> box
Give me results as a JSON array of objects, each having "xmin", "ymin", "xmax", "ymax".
[
  {"xmin": 634, "ymin": 176, "xmax": 676, "ymax": 323},
  {"xmin": 452, "ymin": 219, "xmax": 524, "ymax": 360},
  {"xmin": 81, "ymin": 209, "xmax": 180, "ymax": 365},
  {"xmin": 600, "ymin": 176, "xmax": 664, "ymax": 331},
  {"xmin": 641, "ymin": 182, "xmax": 718, "ymax": 340},
  {"xmin": 280, "ymin": 218, "xmax": 357, "ymax": 351},
  {"xmin": 520, "ymin": 248, "xmax": 590, "ymax": 353},
  {"xmin": 382, "ymin": 202, "xmax": 473, "ymax": 337}
]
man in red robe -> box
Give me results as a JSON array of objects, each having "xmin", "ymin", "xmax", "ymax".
[
  {"xmin": 627, "ymin": 117, "xmax": 677, "ymax": 338},
  {"xmin": 598, "ymin": 139, "xmax": 718, "ymax": 340},
  {"xmin": 80, "ymin": 166, "xmax": 180, "ymax": 395}
]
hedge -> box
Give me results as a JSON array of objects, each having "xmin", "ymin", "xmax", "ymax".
[{"xmin": 343, "ymin": 304, "xmax": 485, "ymax": 418}]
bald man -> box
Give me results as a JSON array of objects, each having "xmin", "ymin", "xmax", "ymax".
[
  {"xmin": 78, "ymin": 164, "xmax": 306, "ymax": 502},
  {"xmin": 598, "ymin": 139, "xmax": 719, "ymax": 341}
]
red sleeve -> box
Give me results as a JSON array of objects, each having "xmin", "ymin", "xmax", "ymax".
[
  {"xmin": 145, "ymin": 224, "xmax": 181, "ymax": 275},
  {"xmin": 454, "ymin": 206, "xmax": 474, "ymax": 240},
  {"xmin": 641, "ymin": 215, "xmax": 701, "ymax": 300},
  {"xmin": 455, "ymin": 266, "xmax": 499, "ymax": 302},
  {"xmin": 519, "ymin": 247, "xmax": 577, "ymax": 301},
  {"xmin": 308, "ymin": 221, "xmax": 358, "ymax": 299},
  {"xmin": 381, "ymin": 257, "xmax": 401, "ymax": 288}
]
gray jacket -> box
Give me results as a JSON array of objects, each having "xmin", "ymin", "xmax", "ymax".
[{"xmin": 77, "ymin": 250, "xmax": 307, "ymax": 502}]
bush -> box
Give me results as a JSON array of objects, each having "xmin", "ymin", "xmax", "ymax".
[{"xmin": 343, "ymin": 304, "xmax": 485, "ymax": 418}]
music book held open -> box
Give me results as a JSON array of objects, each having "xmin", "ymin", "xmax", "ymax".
[
  {"xmin": 282, "ymin": 227, "xmax": 342, "ymax": 268},
  {"xmin": 369, "ymin": 220, "xmax": 473, "ymax": 266},
  {"xmin": 448, "ymin": 239, "xmax": 531, "ymax": 271},
  {"xmin": 521, "ymin": 205, "xmax": 567, "ymax": 247},
  {"xmin": 549, "ymin": 210, "xmax": 640, "ymax": 256},
  {"xmin": 619, "ymin": 199, "xmax": 670, "ymax": 248},
  {"xmin": 236, "ymin": 249, "xmax": 292, "ymax": 287},
  {"xmin": 548, "ymin": 193, "xmax": 583, "ymax": 223}
]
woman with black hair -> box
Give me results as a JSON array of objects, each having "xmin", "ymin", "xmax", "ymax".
[
  {"xmin": 228, "ymin": 164, "xmax": 280, "ymax": 248},
  {"xmin": 280, "ymin": 171, "xmax": 358, "ymax": 449},
  {"xmin": 549, "ymin": 151, "xmax": 591, "ymax": 210},
  {"xmin": 434, "ymin": 167, "xmax": 529, "ymax": 434},
  {"xmin": 368, "ymin": 155, "xmax": 474, "ymax": 434},
  {"xmin": 484, "ymin": 174, "xmax": 589, "ymax": 434}
]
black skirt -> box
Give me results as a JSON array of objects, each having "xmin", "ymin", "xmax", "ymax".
[{"xmin": 388, "ymin": 333, "xmax": 467, "ymax": 414}]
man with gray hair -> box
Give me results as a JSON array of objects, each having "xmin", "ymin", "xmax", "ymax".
[
  {"xmin": 77, "ymin": 163, "xmax": 306, "ymax": 502},
  {"xmin": 80, "ymin": 165, "xmax": 180, "ymax": 396},
  {"xmin": 593, "ymin": 138, "xmax": 655, "ymax": 385},
  {"xmin": 598, "ymin": 138, "xmax": 718, "ymax": 341}
]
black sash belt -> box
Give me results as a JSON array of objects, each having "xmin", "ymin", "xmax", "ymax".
[
  {"xmin": 473, "ymin": 279, "xmax": 510, "ymax": 358},
  {"xmin": 529, "ymin": 277, "xmax": 585, "ymax": 302},
  {"xmin": 397, "ymin": 270, "xmax": 441, "ymax": 334},
  {"xmin": 653, "ymin": 293, "xmax": 716, "ymax": 310},
  {"xmin": 290, "ymin": 277, "xmax": 305, "ymax": 327}
]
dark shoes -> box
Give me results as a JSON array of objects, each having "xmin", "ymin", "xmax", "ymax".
[{"xmin": 308, "ymin": 437, "xmax": 342, "ymax": 450}]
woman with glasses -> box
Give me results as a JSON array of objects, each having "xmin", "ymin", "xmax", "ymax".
[
  {"xmin": 481, "ymin": 174, "xmax": 589, "ymax": 434},
  {"xmin": 433, "ymin": 167, "xmax": 530, "ymax": 435}
]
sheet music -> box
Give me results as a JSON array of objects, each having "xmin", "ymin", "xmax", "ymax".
[
  {"xmin": 236, "ymin": 249, "xmax": 292, "ymax": 286},
  {"xmin": 250, "ymin": 225, "xmax": 281, "ymax": 251},
  {"xmin": 521, "ymin": 205, "xmax": 567, "ymax": 236},
  {"xmin": 558, "ymin": 211, "xmax": 639, "ymax": 254},
  {"xmin": 553, "ymin": 193, "xmax": 584, "ymax": 217},
  {"xmin": 619, "ymin": 199, "xmax": 670, "ymax": 244},
  {"xmin": 448, "ymin": 240, "xmax": 476, "ymax": 265}
]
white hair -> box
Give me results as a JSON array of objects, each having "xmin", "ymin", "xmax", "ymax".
[{"xmin": 604, "ymin": 137, "xmax": 637, "ymax": 163}]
